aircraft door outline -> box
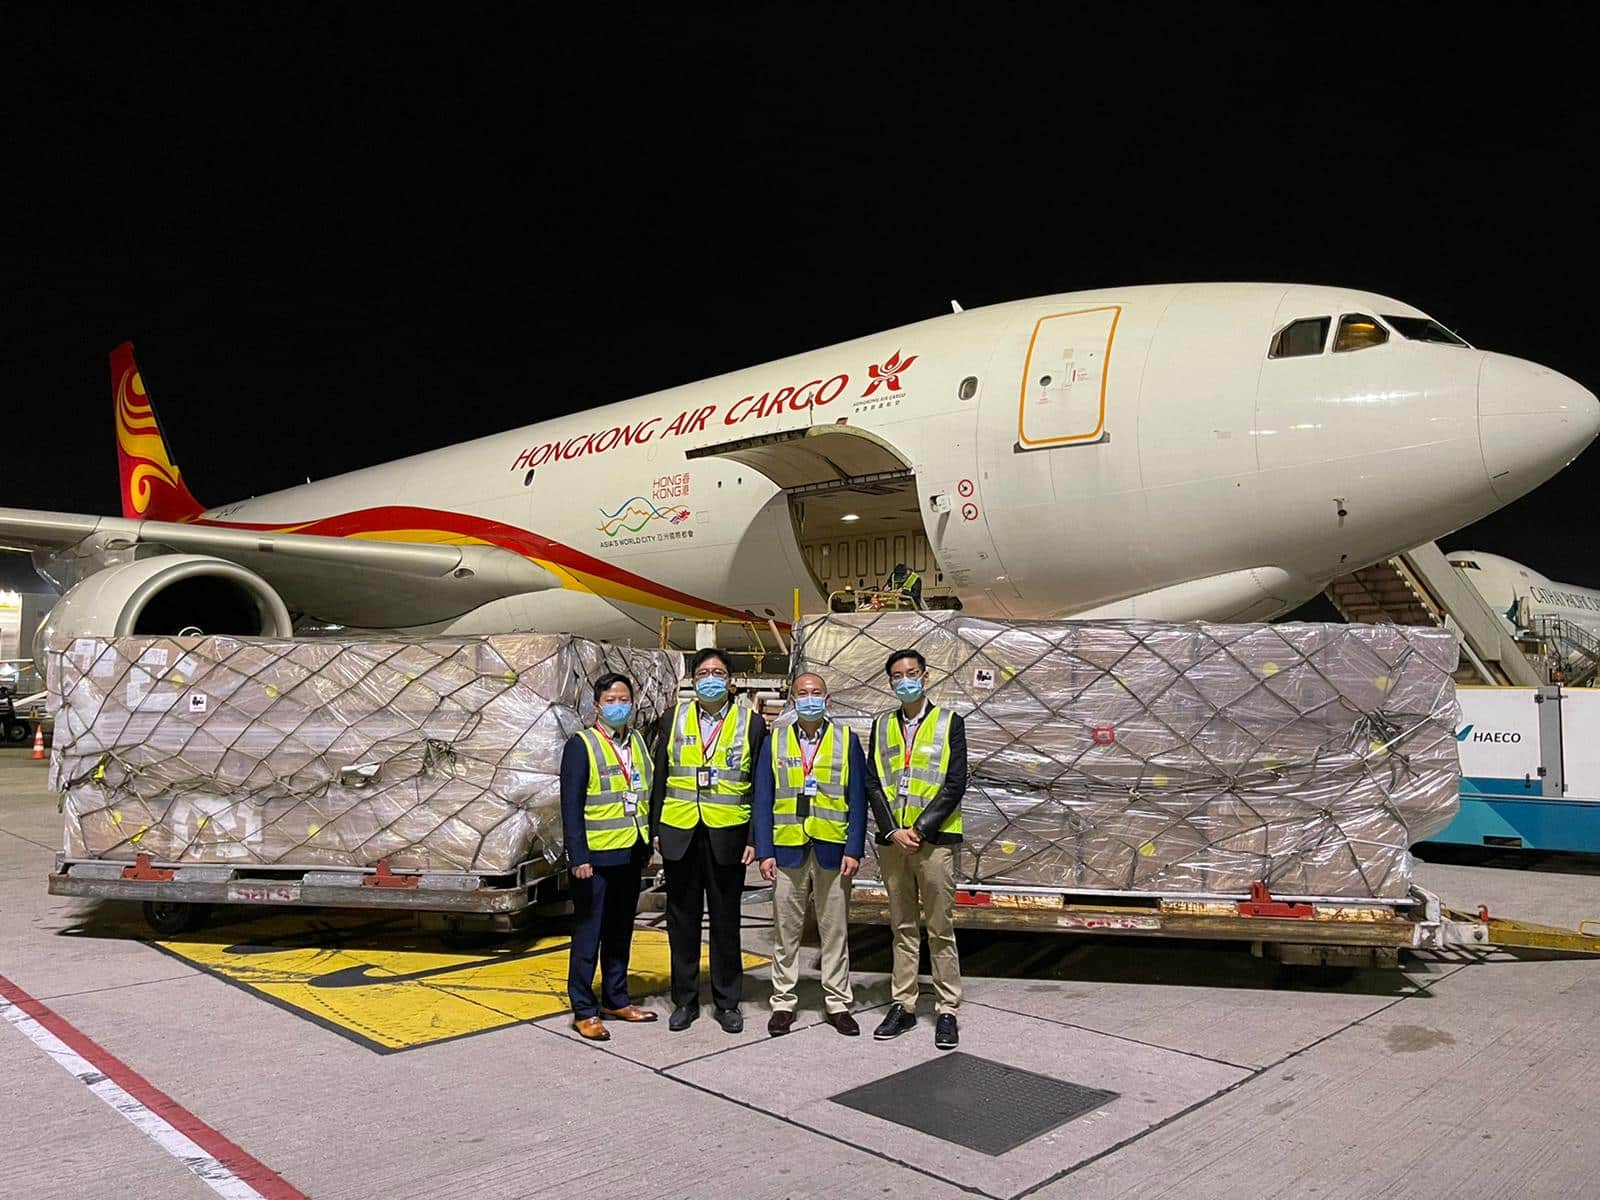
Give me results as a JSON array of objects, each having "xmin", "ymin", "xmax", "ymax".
[{"xmin": 1016, "ymin": 306, "xmax": 1121, "ymax": 450}]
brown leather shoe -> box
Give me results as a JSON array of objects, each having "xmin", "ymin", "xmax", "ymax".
[
  {"xmin": 572, "ymin": 1016, "xmax": 610, "ymax": 1041},
  {"xmin": 768, "ymin": 1010, "xmax": 796, "ymax": 1037},
  {"xmin": 825, "ymin": 1011, "xmax": 861, "ymax": 1036},
  {"xmin": 601, "ymin": 1005, "xmax": 658, "ymax": 1023}
]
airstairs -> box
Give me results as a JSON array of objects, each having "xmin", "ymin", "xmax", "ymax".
[
  {"xmin": 1324, "ymin": 543, "xmax": 1544, "ymax": 687},
  {"xmin": 1527, "ymin": 615, "xmax": 1600, "ymax": 687}
]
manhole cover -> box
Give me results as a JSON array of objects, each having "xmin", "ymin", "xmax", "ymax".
[{"xmin": 830, "ymin": 1052, "xmax": 1118, "ymax": 1156}]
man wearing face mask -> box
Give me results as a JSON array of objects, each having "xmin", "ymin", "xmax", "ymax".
[
  {"xmin": 561, "ymin": 673, "xmax": 658, "ymax": 1041},
  {"xmin": 863, "ymin": 648, "xmax": 968, "ymax": 1049},
  {"xmin": 650, "ymin": 647, "xmax": 765, "ymax": 1033},
  {"xmin": 753, "ymin": 673, "xmax": 868, "ymax": 1037}
]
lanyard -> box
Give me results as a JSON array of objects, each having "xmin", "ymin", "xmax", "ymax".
[
  {"xmin": 599, "ymin": 727, "xmax": 635, "ymax": 783},
  {"xmin": 695, "ymin": 704, "xmax": 729, "ymax": 765},
  {"xmin": 797, "ymin": 723, "xmax": 826, "ymax": 777},
  {"xmin": 901, "ymin": 707, "xmax": 928, "ymax": 770}
]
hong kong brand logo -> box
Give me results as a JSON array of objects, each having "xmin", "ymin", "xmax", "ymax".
[{"xmin": 862, "ymin": 349, "xmax": 918, "ymax": 397}]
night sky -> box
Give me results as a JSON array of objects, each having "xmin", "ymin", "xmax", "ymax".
[{"xmin": 4, "ymin": 9, "xmax": 1597, "ymax": 599}]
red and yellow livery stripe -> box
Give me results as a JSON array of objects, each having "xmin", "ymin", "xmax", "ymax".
[{"xmin": 197, "ymin": 505, "xmax": 762, "ymax": 623}]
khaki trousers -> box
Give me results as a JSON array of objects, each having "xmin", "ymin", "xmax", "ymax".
[
  {"xmin": 770, "ymin": 851, "xmax": 854, "ymax": 1014},
  {"xmin": 879, "ymin": 841, "xmax": 962, "ymax": 1014}
]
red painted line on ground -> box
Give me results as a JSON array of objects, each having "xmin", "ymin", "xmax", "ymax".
[{"xmin": 0, "ymin": 973, "xmax": 306, "ymax": 1200}]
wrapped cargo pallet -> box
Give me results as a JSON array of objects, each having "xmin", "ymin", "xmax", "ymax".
[
  {"xmin": 792, "ymin": 613, "xmax": 1461, "ymax": 899},
  {"xmin": 48, "ymin": 633, "xmax": 683, "ymax": 877}
]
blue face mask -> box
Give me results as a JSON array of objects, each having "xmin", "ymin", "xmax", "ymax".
[
  {"xmin": 892, "ymin": 677, "xmax": 924, "ymax": 702},
  {"xmin": 599, "ymin": 701, "xmax": 632, "ymax": 728},
  {"xmin": 695, "ymin": 676, "xmax": 729, "ymax": 702},
  {"xmin": 795, "ymin": 696, "xmax": 827, "ymax": 720}
]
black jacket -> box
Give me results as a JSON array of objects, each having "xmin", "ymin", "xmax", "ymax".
[
  {"xmin": 648, "ymin": 702, "xmax": 767, "ymax": 866},
  {"xmin": 863, "ymin": 706, "xmax": 967, "ymax": 846}
]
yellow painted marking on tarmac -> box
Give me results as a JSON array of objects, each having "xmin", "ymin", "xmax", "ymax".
[{"xmin": 152, "ymin": 913, "xmax": 766, "ymax": 1053}]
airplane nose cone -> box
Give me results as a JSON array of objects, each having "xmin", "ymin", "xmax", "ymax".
[{"xmin": 1479, "ymin": 353, "xmax": 1600, "ymax": 503}]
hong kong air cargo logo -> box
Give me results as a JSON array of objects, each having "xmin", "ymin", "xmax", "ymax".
[
  {"xmin": 597, "ymin": 475, "xmax": 696, "ymax": 547},
  {"xmin": 862, "ymin": 349, "xmax": 917, "ymax": 397},
  {"xmin": 1455, "ymin": 725, "xmax": 1473, "ymax": 742}
]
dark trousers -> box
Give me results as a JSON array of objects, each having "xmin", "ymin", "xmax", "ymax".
[
  {"xmin": 664, "ymin": 826, "xmax": 745, "ymax": 1012},
  {"xmin": 567, "ymin": 863, "xmax": 644, "ymax": 1019}
]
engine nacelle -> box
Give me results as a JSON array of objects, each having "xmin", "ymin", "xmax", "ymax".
[{"xmin": 34, "ymin": 555, "xmax": 294, "ymax": 666}]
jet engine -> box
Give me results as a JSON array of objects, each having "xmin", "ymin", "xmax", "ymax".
[{"xmin": 33, "ymin": 555, "xmax": 294, "ymax": 665}]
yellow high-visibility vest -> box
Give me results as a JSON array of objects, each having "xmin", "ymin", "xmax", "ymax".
[
  {"xmin": 662, "ymin": 700, "xmax": 754, "ymax": 830},
  {"xmin": 578, "ymin": 727, "xmax": 653, "ymax": 852},
  {"xmin": 872, "ymin": 705, "xmax": 959, "ymax": 835},
  {"xmin": 770, "ymin": 721, "xmax": 852, "ymax": 846}
]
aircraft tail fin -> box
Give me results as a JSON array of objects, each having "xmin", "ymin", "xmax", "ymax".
[{"xmin": 112, "ymin": 342, "xmax": 206, "ymax": 521}]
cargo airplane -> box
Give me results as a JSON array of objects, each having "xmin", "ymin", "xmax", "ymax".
[
  {"xmin": 1449, "ymin": 550, "xmax": 1600, "ymax": 674},
  {"xmin": 2, "ymin": 284, "xmax": 1596, "ymax": 658}
]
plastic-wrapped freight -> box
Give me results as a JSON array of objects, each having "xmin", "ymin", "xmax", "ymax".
[
  {"xmin": 48, "ymin": 633, "xmax": 682, "ymax": 876},
  {"xmin": 792, "ymin": 613, "xmax": 1460, "ymax": 899}
]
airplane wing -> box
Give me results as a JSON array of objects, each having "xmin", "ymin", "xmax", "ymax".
[{"xmin": 0, "ymin": 507, "xmax": 561, "ymax": 627}]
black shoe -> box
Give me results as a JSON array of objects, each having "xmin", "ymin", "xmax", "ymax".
[
  {"xmin": 768, "ymin": 1010, "xmax": 795, "ymax": 1037},
  {"xmin": 873, "ymin": 1004, "xmax": 917, "ymax": 1041},
  {"xmin": 825, "ymin": 1011, "xmax": 861, "ymax": 1037},
  {"xmin": 715, "ymin": 1008, "xmax": 744, "ymax": 1034},
  {"xmin": 668, "ymin": 1004, "xmax": 699, "ymax": 1032},
  {"xmin": 935, "ymin": 1013, "xmax": 959, "ymax": 1049}
]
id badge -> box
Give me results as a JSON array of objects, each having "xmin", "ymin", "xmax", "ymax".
[
  {"xmin": 630, "ymin": 768, "xmax": 642, "ymax": 789},
  {"xmin": 696, "ymin": 767, "xmax": 714, "ymax": 789},
  {"xmin": 623, "ymin": 791, "xmax": 639, "ymax": 816},
  {"xmin": 802, "ymin": 776, "xmax": 819, "ymax": 797},
  {"xmin": 898, "ymin": 770, "xmax": 912, "ymax": 794}
]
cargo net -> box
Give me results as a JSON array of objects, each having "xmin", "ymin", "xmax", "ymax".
[
  {"xmin": 793, "ymin": 613, "xmax": 1463, "ymax": 900},
  {"xmin": 48, "ymin": 633, "xmax": 683, "ymax": 877}
]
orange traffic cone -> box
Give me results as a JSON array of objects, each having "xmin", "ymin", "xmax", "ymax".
[{"xmin": 31, "ymin": 724, "xmax": 45, "ymax": 760}]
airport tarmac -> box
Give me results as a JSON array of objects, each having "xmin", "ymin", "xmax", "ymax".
[{"xmin": 2, "ymin": 746, "xmax": 1597, "ymax": 1200}]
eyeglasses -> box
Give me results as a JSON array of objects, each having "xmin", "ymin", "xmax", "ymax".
[
  {"xmin": 693, "ymin": 667, "xmax": 730, "ymax": 680},
  {"xmin": 889, "ymin": 668, "xmax": 924, "ymax": 682}
]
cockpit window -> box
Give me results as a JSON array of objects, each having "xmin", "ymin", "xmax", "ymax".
[
  {"xmin": 1334, "ymin": 314, "xmax": 1388, "ymax": 353},
  {"xmin": 1268, "ymin": 317, "xmax": 1330, "ymax": 359},
  {"xmin": 1449, "ymin": 558, "xmax": 1481, "ymax": 570},
  {"xmin": 1383, "ymin": 315, "xmax": 1468, "ymax": 346}
]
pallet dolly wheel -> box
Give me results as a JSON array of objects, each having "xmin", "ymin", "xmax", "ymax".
[{"xmin": 142, "ymin": 900, "xmax": 212, "ymax": 936}]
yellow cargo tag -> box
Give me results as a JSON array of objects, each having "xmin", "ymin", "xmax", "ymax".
[
  {"xmin": 1138, "ymin": 841, "xmax": 1157, "ymax": 857},
  {"xmin": 502, "ymin": 670, "xmax": 517, "ymax": 685},
  {"xmin": 172, "ymin": 673, "xmax": 186, "ymax": 686},
  {"xmin": 1374, "ymin": 675, "xmax": 1391, "ymax": 692},
  {"xmin": 197, "ymin": 816, "xmax": 209, "ymax": 831},
  {"xmin": 130, "ymin": 826, "xmax": 147, "ymax": 845},
  {"xmin": 308, "ymin": 824, "xmax": 321, "ymax": 838},
  {"xmin": 1153, "ymin": 774, "xmax": 1169, "ymax": 788},
  {"xmin": 1262, "ymin": 662, "xmax": 1280, "ymax": 677},
  {"xmin": 1370, "ymin": 740, "xmax": 1389, "ymax": 757},
  {"xmin": 265, "ymin": 684, "xmax": 279, "ymax": 700},
  {"xmin": 110, "ymin": 810, "xmax": 123, "ymax": 826},
  {"xmin": 93, "ymin": 762, "xmax": 107, "ymax": 782},
  {"xmin": 1000, "ymin": 839, "xmax": 1017, "ymax": 855},
  {"xmin": 404, "ymin": 673, "xmax": 416, "ymax": 684},
  {"xmin": 1263, "ymin": 754, "xmax": 1280, "ymax": 771}
]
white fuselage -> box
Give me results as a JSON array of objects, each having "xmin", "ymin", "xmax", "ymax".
[
  {"xmin": 195, "ymin": 284, "xmax": 1599, "ymax": 643},
  {"xmin": 1451, "ymin": 551, "xmax": 1600, "ymax": 641}
]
